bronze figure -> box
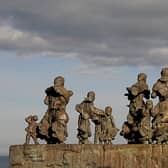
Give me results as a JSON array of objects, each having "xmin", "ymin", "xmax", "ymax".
[
  {"xmin": 75, "ymin": 91, "xmax": 95, "ymax": 144},
  {"xmin": 38, "ymin": 76, "xmax": 73, "ymax": 144},
  {"xmin": 151, "ymin": 68, "xmax": 168, "ymax": 144},
  {"xmin": 100, "ymin": 106, "xmax": 119, "ymax": 144},
  {"xmin": 138, "ymin": 100, "xmax": 153, "ymax": 144},
  {"xmin": 120, "ymin": 73, "xmax": 150, "ymax": 143},
  {"xmin": 24, "ymin": 115, "xmax": 39, "ymax": 144},
  {"xmin": 76, "ymin": 91, "xmax": 105, "ymax": 144}
]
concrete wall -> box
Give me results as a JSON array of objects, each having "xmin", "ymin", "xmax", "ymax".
[{"xmin": 9, "ymin": 144, "xmax": 168, "ymax": 168}]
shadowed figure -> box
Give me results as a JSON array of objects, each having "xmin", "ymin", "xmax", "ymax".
[
  {"xmin": 37, "ymin": 76, "xmax": 73, "ymax": 144},
  {"xmin": 100, "ymin": 106, "xmax": 119, "ymax": 144},
  {"xmin": 120, "ymin": 73, "xmax": 150, "ymax": 144},
  {"xmin": 151, "ymin": 67, "xmax": 168, "ymax": 144},
  {"xmin": 76, "ymin": 91, "xmax": 104, "ymax": 144}
]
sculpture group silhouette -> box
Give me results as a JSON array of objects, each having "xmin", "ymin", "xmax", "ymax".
[{"xmin": 24, "ymin": 67, "xmax": 168, "ymax": 145}]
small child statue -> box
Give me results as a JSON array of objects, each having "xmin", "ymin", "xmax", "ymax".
[
  {"xmin": 100, "ymin": 106, "xmax": 119, "ymax": 144},
  {"xmin": 25, "ymin": 115, "xmax": 39, "ymax": 144},
  {"xmin": 139, "ymin": 100, "xmax": 153, "ymax": 144}
]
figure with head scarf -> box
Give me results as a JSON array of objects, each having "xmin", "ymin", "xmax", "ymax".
[
  {"xmin": 38, "ymin": 76, "xmax": 73, "ymax": 144},
  {"xmin": 151, "ymin": 68, "xmax": 168, "ymax": 144},
  {"xmin": 126, "ymin": 73, "xmax": 150, "ymax": 125},
  {"xmin": 76, "ymin": 91, "xmax": 104, "ymax": 144},
  {"xmin": 121, "ymin": 73, "xmax": 150, "ymax": 143}
]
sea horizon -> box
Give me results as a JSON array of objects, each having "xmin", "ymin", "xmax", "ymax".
[{"xmin": 0, "ymin": 156, "xmax": 9, "ymax": 168}]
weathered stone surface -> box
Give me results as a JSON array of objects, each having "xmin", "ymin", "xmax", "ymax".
[{"xmin": 9, "ymin": 144, "xmax": 168, "ymax": 168}]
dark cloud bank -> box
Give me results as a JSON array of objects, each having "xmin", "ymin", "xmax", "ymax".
[{"xmin": 1, "ymin": 0, "xmax": 168, "ymax": 67}]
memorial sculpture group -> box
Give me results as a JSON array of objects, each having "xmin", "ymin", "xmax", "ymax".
[{"xmin": 25, "ymin": 67, "xmax": 168, "ymax": 145}]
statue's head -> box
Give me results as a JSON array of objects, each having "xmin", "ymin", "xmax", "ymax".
[
  {"xmin": 105, "ymin": 106, "xmax": 112, "ymax": 115},
  {"xmin": 137, "ymin": 73, "xmax": 147, "ymax": 82},
  {"xmin": 54, "ymin": 76, "xmax": 64, "ymax": 87},
  {"xmin": 160, "ymin": 67, "xmax": 168, "ymax": 82},
  {"xmin": 33, "ymin": 115, "xmax": 38, "ymax": 121},
  {"xmin": 87, "ymin": 91, "xmax": 95, "ymax": 102},
  {"xmin": 120, "ymin": 122, "xmax": 130, "ymax": 135}
]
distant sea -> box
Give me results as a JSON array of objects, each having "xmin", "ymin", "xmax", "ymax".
[{"xmin": 0, "ymin": 156, "xmax": 9, "ymax": 168}]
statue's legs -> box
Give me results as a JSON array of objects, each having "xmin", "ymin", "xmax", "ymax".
[
  {"xmin": 94, "ymin": 124, "xmax": 101, "ymax": 144},
  {"xmin": 25, "ymin": 134, "xmax": 30, "ymax": 144}
]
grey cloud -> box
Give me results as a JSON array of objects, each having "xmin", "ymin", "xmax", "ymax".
[{"xmin": 0, "ymin": 0, "xmax": 168, "ymax": 66}]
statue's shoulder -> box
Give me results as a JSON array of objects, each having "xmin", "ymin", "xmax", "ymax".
[{"xmin": 45, "ymin": 86, "xmax": 55, "ymax": 95}]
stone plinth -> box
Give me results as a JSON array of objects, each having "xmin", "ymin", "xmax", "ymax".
[{"xmin": 9, "ymin": 144, "xmax": 168, "ymax": 168}]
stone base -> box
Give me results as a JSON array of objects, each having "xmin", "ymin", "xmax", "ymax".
[{"xmin": 9, "ymin": 144, "xmax": 168, "ymax": 168}]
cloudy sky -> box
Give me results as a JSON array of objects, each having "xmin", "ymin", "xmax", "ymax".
[{"xmin": 0, "ymin": 0, "xmax": 168, "ymax": 155}]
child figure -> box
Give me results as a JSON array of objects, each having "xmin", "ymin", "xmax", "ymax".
[
  {"xmin": 25, "ymin": 115, "xmax": 39, "ymax": 144},
  {"xmin": 139, "ymin": 100, "xmax": 153, "ymax": 144},
  {"xmin": 100, "ymin": 106, "xmax": 119, "ymax": 144}
]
